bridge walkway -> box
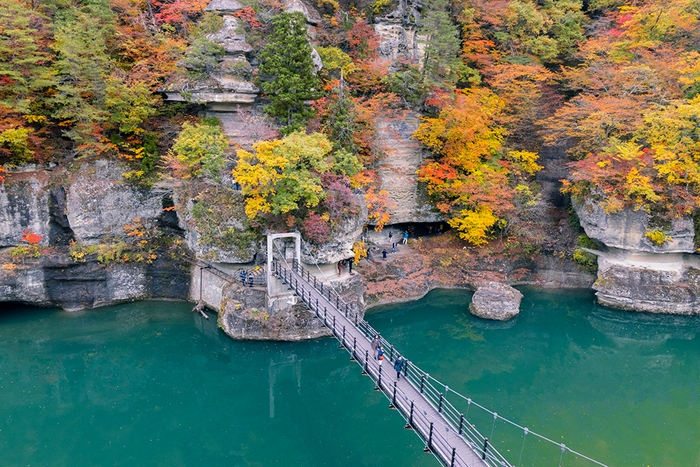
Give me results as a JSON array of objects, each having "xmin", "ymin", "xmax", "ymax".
[{"xmin": 272, "ymin": 259, "xmax": 512, "ymax": 467}]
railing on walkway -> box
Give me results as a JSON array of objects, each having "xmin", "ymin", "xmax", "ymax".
[
  {"xmin": 234, "ymin": 265, "xmax": 267, "ymax": 287},
  {"xmin": 272, "ymin": 258, "xmax": 609, "ymax": 467}
]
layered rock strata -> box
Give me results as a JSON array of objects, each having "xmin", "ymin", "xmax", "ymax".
[
  {"xmin": 0, "ymin": 163, "xmax": 191, "ymax": 311},
  {"xmin": 574, "ymin": 197, "xmax": 700, "ymax": 314}
]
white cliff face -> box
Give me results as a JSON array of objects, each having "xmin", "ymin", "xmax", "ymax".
[
  {"xmin": 0, "ymin": 169, "xmax": 50, "ymax": 247},
  {"xmin": 574, "ymin": 197, "xmax": 700, "ymax": 315},
  {"xmin": 374, "ymin": 23, "xmax": 423, "ymax": 62},
  {"xmin": 594, "ymin": 249, "xmax": 700, "ymax": 314},
  {"xmin": 0, "ymin": 163, "xmax": 191, "ymax": 311},
  {"xmin": 574, "ymin": 197, "xmax": 695, "ymax": 253},
  {"xmin": 66, "ymin": 160, "xmax": 163, "ymax": 245},
  {"xmin": 375, "ymin": 113, "xmax": 443, "ymax": 224},
  {"xmin": 373, "ymin": 0, "xmax": 425, "ymax": 64}
]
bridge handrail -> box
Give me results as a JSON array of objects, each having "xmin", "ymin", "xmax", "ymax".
[
  {"xmin": 273, "ymin": 259, "xmax": 608, "ymax": 467},
  {"xmin": 273, "ymin": 259, "xmax": 513, "ymax": 467}
]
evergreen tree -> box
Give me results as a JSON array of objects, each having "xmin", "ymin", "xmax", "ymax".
[
  {"xmin": 418, "ymin": 0, "xmax": 461, "ymax": 89},
  {"xmin": 325, "ymin": 77, "xmax": 357, "ymax": 153},
  {"xmin": 258, "ymin": 12, "xmax": 321, "ymax": 133}
]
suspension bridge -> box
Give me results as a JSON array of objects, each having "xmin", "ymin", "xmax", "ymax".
[{"xmin": 268, "ymin": 242, "xmax": 609, "ymax": 467}]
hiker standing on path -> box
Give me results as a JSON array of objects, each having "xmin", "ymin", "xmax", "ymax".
[
  {"xmin": 382, "ymin": 249, "xmax": 387, "ymax": 259},
  {"xmin": 402, "ymin": 231, "xmax": 409, "ymax": 244},
  {"xmin": 388, "ymin": 231, "xmax": 393, "ymax": 242},
  {"xmin": 391, "ymin": 242, "xmax": 396, "ymax": 253},
  {"xmin": 394, "ymin": 356, "xmax": 405, "ymax": 379},
  {"xmin": 337, "ymin": 261, "xmax": 342, "ymax": 275},
  {"xmin": 371, "ymin": 335, "xmax": 380, "ymax": 359},
  {"xmin": 347, "ymin": 259, "xmax": 353, "ymax": 275}
]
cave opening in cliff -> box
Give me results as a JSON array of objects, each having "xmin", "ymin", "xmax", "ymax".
[
  {"xmin": 0, "ymin": 302, "xmax": 50, "ymax": 317},
  {"xmin": 371, "ymin": 222, "xmax": 450, "ymax": 239}
]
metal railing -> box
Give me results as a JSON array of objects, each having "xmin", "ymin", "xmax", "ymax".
[
  {"xmin": 234, "ymin": 265, "xmax": 267, "ymax": 287},
  {"xmin": 273, "ymin": 259, "xmax": 513, "ymax": 467},
  {"xmin": 271, "ymin": 258, "xmax": 609, "ymax": 467}
]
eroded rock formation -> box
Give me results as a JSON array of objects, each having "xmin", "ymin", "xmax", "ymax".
[
  {"xmin": 469, "ymin": 282, "xmax": 523, "ymax": 321},
  {"xmin": 574, "ymin": 197, "xmax": 700, "ymax": 315}
]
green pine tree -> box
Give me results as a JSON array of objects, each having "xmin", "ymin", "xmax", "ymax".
[
  {"xmin": 325, "ymin": 77, "xmax": 357, "ymax": 153},
  {"xmin": 258, "ymin": 12, "xmax": 321, "ymax": 133},
  {"xmin": 418, "ymin": 0, "xmax": 462, "ymax": 89}
]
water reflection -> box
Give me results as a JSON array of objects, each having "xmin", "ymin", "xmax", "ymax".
[{"xmin": 588, "ymin": 306, "xmax": 700, "ymax": 342}]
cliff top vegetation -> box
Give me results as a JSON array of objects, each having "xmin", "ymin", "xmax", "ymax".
[{"xmin": 1, "ymin": 0, "xmax": 699, "ymax": 247}]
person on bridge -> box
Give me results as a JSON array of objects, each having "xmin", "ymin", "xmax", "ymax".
[
  {"xmin": 394, "ymin": 356, "xmax": 405, "ymax": 380},
  {"xmin": 377, "ymin": 346, "xmax": 384, "ymax": 365},
  {"xmin": 371, "ymin": 335, "xmax": 380, "ymax": 358}
]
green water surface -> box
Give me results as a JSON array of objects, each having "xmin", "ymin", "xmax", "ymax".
[{"xmin": 1, "ymin": 288, "xmax": 699, "ymax": 466}]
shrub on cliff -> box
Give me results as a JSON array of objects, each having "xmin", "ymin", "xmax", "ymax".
[
  {"xmin": 232, "ymin": 131, "xmax": 361, "ymax": 236},
  {"xmin": 165, "ymin": 118, "xmax": 229, "ymax": 181}
]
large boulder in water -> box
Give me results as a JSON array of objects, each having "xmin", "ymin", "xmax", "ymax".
[{"xmin": 469, "ymin": 282, "xmax": 523, "ymax": 321}]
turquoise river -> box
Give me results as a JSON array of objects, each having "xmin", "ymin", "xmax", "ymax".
[{"xmin": 1, "ymin": 288, "xmax": 699, "ymax": 466}]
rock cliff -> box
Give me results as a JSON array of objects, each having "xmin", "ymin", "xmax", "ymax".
[
  {"xmin": 574, "ymin": 197, "xmax": 700, "ymax": 315},
  {"xmin": 374, "ymin": 114, "xmax": 443, "ymax": 224},
  {"xmin": 0, "ymin": 162, "xmax": 191, "ymax": 311}
]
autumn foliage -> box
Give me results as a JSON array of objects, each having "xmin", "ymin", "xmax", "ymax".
[{"xmin": 414, "ymin": 89, "xmax": 540, "ymax": 244}]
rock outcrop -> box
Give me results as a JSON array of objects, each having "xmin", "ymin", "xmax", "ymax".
[
  {"xmin": 67, "ymin": 160, "xmax": 165, "ymax": 245},
  {"xmin": 217, "ymin": 267, "xmax": 365, "ymax": 340},
  {"xmin": 0, "ymin": 168, "xmax": 50, "ymax": 247},
  {"xmin": 573, "ymin": 197, "xmax": 700, "ymax": 315},
  {"xmin": 0, "ymin": 163, "xmax": 191, "ymax": 311},
  {"xmin": 469, "ymin": 282, "xmax": 523, "ymax": 321},
  {"xmin": 375, "ymin": 113, "xmax": 442, "ymax": 224},
  {"xmin": 373, "ymin": 0, "xmax": 424, "ymax": 64},
  {"xmin": 164, "ymin": 0, "xmax": 258, "ymax": 107},
  {"xmin": 575, "ymin": 197, "xmax": 695, "ymax": 253},
  {"xmin": 300, "ymin": 194, "xmax": 368, "ymax": 264}
]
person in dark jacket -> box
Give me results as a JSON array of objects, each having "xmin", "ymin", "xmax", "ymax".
[
  {"xmin": 394, "ymin": 356, "xmax": 405, "ymax": 379},
  {"xmin": 371, "ymin": 335, "xmax": 380, "ymax": 359},
  {"xmin": 382, "ymin": 249, "xmax": 387, "ymax": 259}
]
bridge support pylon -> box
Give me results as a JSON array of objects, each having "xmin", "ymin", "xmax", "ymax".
[{"xmin": 267, "ymin": 232, "xmax": 301, "ymax": 313}]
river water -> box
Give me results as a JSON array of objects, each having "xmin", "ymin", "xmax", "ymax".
[{"xmin": 1, "ymin": 288, "xmax": 699, "ymax": 466}]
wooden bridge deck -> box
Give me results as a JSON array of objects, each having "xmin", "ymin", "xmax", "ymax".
[{"xmin": 273, "ymin": 260, "xmax": 505, "ymax": 467}]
